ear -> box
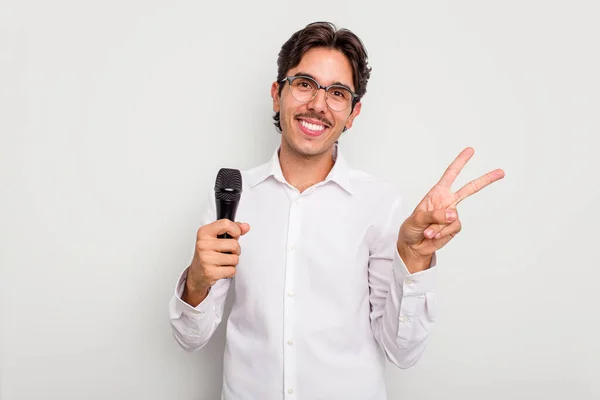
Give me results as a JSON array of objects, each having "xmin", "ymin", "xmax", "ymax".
[
  {"xmin": 344, "ymin": 101, "xmax": 362, "ymax": 130},
  {"xmin": 271, "ymin": 82, "xmax": 280, "ymax": 112}
]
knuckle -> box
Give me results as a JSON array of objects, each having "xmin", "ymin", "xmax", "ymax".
[
  {"xmin": 198, "ymin": 252, "xmax": 211, "ymax": 265},
  {"xmin": 197, "ymin": 225, "xmax": 209, "ymax": 238},
  {"xmin": 218, "ymin": 219, "xmax": 241, "ymax": 237},
  {"xmin": 469, "ymin": 181, "xmax": 479, "ymax": 193},
  {"xmin": 439, "ymin": 210, "xmax": 450, "ymax": 222}
]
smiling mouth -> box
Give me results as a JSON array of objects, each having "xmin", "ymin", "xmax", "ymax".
[
  {"xmin": 299, "ymin": 119, "xmax": 326, "ymax": 131},
  {"xmin": 296, "ymin": 118, "xmax": 329, "ymax": 137}
]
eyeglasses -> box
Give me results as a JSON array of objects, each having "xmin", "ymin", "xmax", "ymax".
[{"xmin": 280, "ymin": 75, "xmax": 358, "ymax": 112}]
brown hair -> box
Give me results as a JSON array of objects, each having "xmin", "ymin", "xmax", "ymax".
[{"xmin": 273, "ymin": 21, "xmax": 372, "ymax": 132}]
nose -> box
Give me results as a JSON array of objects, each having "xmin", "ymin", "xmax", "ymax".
[{"xmin": 307, "ymin": 88, "xmax": 328, "ymax": 114}]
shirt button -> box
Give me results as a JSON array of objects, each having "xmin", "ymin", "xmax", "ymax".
[
  {"xmin": 399, "ymin": 316, "xmax": 408, "ymax": 323},
  {"xmin": 290, "ymin": 245, "xmax": 296, "ymax": 251},
  {"xmin": 405, "ymin": 279, "xmax": 414, "ymax": 285},
  {"xmin": 288, "ymin": 389, "xmax": 294, "ymax": 394},
  {"xmin": 287, "ymin": 292, "xmax": 294, "ymax": 297},
  {"xmin": 287, "ymin": 340, "xmax": 294, "ymax": 345}
]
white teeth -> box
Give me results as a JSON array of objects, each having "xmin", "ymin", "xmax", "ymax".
[{"xmin": 300, "ymin": 120, "xmax": 325, "ymax": 131}]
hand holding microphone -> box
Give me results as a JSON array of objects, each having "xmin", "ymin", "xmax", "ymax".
[{"xmin": 183, "ymin": 168, "xmax": 249, "ymax": 306}]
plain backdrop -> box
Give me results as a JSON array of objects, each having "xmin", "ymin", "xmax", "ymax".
[{"xmin": 1, "ymin": 0, "xmax": 599, "ymax": 399}]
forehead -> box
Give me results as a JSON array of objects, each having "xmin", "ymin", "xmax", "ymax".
[{"xmin": 288, "ymin": 47, "xmax": 354, "ymax": 90}]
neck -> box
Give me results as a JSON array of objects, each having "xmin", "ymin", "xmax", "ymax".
[{"xmin": 278, "ymin": 141, "xmax": 335, "ymax": 193}]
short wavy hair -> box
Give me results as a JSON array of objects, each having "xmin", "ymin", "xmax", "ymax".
[{"xmin": 273, "ymin": 21, "xmax": 372, "ymax": 132}]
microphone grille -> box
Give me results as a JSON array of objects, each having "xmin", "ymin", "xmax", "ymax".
[{"xmin": 214, "ymin": 168, "xmax": 242, "ymax": 202}]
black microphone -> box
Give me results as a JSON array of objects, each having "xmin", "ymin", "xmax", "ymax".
[{"xmin": 214, "ymin": 168, "xmax": 243, "ymax": 239}]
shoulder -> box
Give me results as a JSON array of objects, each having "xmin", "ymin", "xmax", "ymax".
[
  {"xmin": 347, "ymin": 166, "xmax": 410, "ymax": 225},
  {"xmin": 348, "ymin": 167, "xmax": 403, "ymax": 201}
]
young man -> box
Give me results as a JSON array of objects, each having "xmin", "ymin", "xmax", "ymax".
[{"xmin": 169, "ymin": 21, "xmax": 504, "ymax": 399}]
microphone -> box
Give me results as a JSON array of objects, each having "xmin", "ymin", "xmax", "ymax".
[{"xmin": 214, "ymin": 168, "xmax": 243, "ymax": 239}]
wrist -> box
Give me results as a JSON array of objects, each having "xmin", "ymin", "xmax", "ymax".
[
  {"xmin": 185, "ymin": 266, "xmax": 209, "ymax": 293},
  {"xmin": 397, "ymin": 243, "xmax": 432, "ymax": 274},
  {"xmin": 182, "ymin": 285, "xmax": 209, "ymax": 307},
  {"xmin": 182, "ymin": 275, "xmax": 210, "ymax": 307}
]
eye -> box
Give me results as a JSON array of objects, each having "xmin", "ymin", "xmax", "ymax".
[
  {"xmin": 330, "ymin": 88, "xmax": 350, "ymax": 99},
  {"xmin": 292, "ymin": 78, "xmax": 316, "ymax": 92}
]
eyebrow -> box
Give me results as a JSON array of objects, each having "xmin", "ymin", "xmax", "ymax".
[{"xmin": 293, "ymin": 72, "xmax": 354, "ymax": 91}]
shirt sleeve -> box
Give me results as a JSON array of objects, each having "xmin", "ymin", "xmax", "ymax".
[
  {"xmin": 367, "ymin": 194, "xmax": 438, "ymax": 368},
  {"xmin": 168, "ymin": 186, "xmax": 232, "ymax": 352},
  {"xmin": 169, "ymin": 267, "xmax": 231, "ymax": 351}
]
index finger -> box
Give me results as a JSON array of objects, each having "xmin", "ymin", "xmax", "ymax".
[
  {"xmin": 198, "ymin": 219, "xmax": 242, "ymax": 239},
  {"xmin": 437, "ymin": 147, "xmax": 475, "ymax": 188}
]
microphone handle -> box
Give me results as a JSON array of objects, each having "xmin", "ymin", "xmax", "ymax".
[{"xmin": 216, "ymin": 199, "xmax": 239, "ymax": 239}]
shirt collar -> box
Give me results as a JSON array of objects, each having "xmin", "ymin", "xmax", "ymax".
[{"xmin": 247, "ymin": 143, "xmax": 354, "ymax": 194}]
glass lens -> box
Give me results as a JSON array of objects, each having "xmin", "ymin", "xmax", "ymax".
[
  {"xmin": 290, "ymin": 77, "xmax": 317, "ymax": 102},
  {"xmin": 326, "ymin": 86, "xmax": 352, "ymax": 111}
]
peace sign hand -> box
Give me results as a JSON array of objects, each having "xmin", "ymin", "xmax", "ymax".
[{"xmin": 397, "ymin": 147, "xmax": 505, "ymax": 272}]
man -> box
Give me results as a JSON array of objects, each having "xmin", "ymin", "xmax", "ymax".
[{"xmin": 169, "ymin": 21, "xmax": 504, "ymax": 399}]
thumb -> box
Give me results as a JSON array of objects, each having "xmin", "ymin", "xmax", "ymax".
[
  {"xmin": 413, "ymin": 209, "xmax": 457, "ymax": 229},
  {"xmin": 236, "ymin": 222, "xmax": 251, "ymax": 236}
]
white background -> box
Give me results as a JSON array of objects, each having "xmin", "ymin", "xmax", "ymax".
[{"xmin": 1, "ymin": 0, "xmax": 599, "ymax": 399}]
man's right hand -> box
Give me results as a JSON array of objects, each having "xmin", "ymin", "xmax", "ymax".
[{"xmin": 182, "ymin": 219, "xmax": 250, "ymax": 307}]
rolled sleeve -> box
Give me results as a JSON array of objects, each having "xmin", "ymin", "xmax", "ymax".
[{"xmin": 169, "ymin": 266, "xmax": 230, "ymax": 351}]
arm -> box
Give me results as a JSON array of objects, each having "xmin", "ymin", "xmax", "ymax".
[
  {"xmin": 168, "ymin": 188, "xmax": 239, "ymax": 352},
  {"xmin": 368, "ymin": 195, "xmax": 438, "ymax": 368},
  {"xmin": 369, "ymin": 147, "xmax": 504, "ymax": 367}
]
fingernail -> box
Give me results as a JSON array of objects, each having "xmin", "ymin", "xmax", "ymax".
[
  {"xmin": 424, "ymin": 228, "xmax": 434, "ymax": 238},
  {"xmin": 446, "ymin": 210, "xmax": 456, "ymax": 221}
]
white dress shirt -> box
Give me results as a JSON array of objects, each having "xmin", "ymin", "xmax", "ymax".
[{"xmin": 169, "ymin": 144, "xmax": 438, "ymax": 400}]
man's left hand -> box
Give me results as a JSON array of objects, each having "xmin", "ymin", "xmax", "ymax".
[{"xmin": 397, "ymin": 147, "xmax": 505, "ymax": 273}]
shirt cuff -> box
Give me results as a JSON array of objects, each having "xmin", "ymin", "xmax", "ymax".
[
  {"xmin": 392, "ymin": 247, "xmax": 437, "ymax": 296},
  {"xmin": 172, "ymin": 267, "xmax": 214, "ymax": 317}
]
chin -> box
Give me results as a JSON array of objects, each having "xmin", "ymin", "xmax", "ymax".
[{"xmin": 288, "ymin": 134, "xmax": 335, "ymax": 158}]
